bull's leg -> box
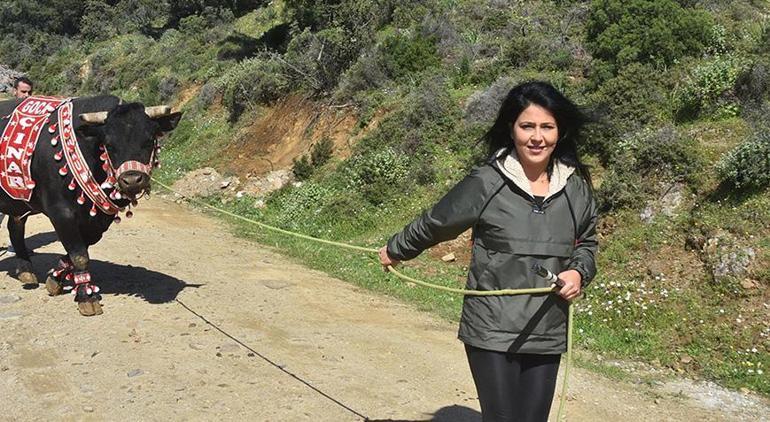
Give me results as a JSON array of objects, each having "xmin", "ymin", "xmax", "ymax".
[
  {"xmin": 8, "ymin": 216, "xmax": 36, "ymax": 287},
  {"xmin": 45, "ymin": 256, "xmax": 73, "ymax": 296},
  {"xmin": 49, "ymin": 216, "xmax": 102, "ymax": 316}
]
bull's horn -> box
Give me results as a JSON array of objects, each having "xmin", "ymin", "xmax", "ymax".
[
  {"xmin": 145, "ymin": 105, "xmax": 172, "ymax": 118},
  {"xmin": 79, "ymin": 112, "xmax": 108, "ymax": 124}
]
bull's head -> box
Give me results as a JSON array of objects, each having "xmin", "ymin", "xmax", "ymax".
[{"xmin": 79, "ymin": 104, "xmax": 182, "ymax": 197}]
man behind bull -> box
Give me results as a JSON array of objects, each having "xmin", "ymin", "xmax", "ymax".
[
  {"xmin": 1, "ymin": 76, "xmax": 35, "ymax": 256},
  {"xmin": 13, "ymin": 77, "xmax": 33, "ymax": 98}
]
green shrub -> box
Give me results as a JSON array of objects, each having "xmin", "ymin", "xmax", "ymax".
[
  {"xmin": 270, "ymin": 182, "xmax": 337, "ymax": 229},
  {"xmin": 381, "ymin": 32, "xmax": 441, "ymax": 80},
  {"xmin": 592, "ymin": 62, "xmax": 669, "ymax": 130},
  {"xmin": 597, "ymin": 126, "xmax": 702, "ymax": 211},
  {"xmin": 717, "ymin": 133, "xmax": 770, "ymax": 190},
  {"xmin": 343, "ymin": 148, "xmax": 409, "ymax": 204},
  {"xmin": 292, "ymin": 156, "xmax": 314, "ymax": 181},
  {"xmin": 587, "ymin": 0, "xmax": 713, "ymax": 76},
  {"xmin": 673, "ymin": 55, "xmax": 750, "ymax": 122},
  {"xmin": 311, "ymin": 137, "xmax": 334, "ymax": 168},
  {"xmin": 219, "ymin": 57, "xmax": 290, "ymax": 121}
]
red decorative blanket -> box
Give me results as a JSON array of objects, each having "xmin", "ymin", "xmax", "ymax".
[{"xmin": 0, "ymin": 96, "xmax": 67, "ymax": 200}]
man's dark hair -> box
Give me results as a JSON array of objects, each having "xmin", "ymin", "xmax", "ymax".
[{"xmin": 13, "ymin": 76, "xmax": 33, "ymax": 89}]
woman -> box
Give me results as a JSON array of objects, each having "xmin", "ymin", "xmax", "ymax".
[{"xmin": 379, "ymin": 81, "xmax": 598, "ymax": 422}]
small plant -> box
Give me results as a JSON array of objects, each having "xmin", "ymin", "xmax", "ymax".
[
  {"xmin": 310, "ymin": 137, "xmax": 334, "ymax": 168},
  {"xmin": 673, "ymin": 55, "xmax": 750, "ymax": 122},
  {"xmin": 292, "ymin": 155, "xmax": 314, "ymax": 181},
  {"xmin": 717, "ymin": 133, "xmax": 770, "ymax": 190}
]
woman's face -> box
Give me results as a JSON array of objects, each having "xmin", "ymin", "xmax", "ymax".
[{"xmin": 511, "ymin": 104, "xmax": 559, "ymax": 171}]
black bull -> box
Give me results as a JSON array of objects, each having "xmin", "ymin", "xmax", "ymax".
[{"xmin": 0, "ymin": 95, "xmax": 181, "ymax": 315}]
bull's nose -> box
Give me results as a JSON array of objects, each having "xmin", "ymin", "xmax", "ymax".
[{"xmin": 117, "ymin": 171, "xmax": 149, "ymax": 194}]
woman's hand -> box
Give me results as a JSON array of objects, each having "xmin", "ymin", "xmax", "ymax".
[
  {"xmin": 379, "ymin": 246, "xmax": 400, "ymax": 271},
  {"xmin": 556, "ymin": 269, "xmax": 582, "ymax": 301}
]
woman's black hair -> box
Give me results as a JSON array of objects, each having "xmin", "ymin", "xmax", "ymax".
[{"xmin": 483, "ymin": 81, "xmax": 592, "ymax": 186}]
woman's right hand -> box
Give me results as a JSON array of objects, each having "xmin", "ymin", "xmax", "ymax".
[{"xmin": 379, "ymin": 246, "xmax": 400, "ymax": 271}]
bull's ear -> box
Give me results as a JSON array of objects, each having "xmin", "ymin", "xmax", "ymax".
[{"xmin": 153, "ymin": 112, "xmax": 183, "ymax": 133}]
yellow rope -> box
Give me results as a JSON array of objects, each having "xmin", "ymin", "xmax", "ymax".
[{"xmin": 152, "ymin": 177, "xmax": 575, "ymax": 420}]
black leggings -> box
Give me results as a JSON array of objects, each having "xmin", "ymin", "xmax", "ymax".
[{"xmin": 465, "ymin": 344, "xmax": 561, "ymax": 422}]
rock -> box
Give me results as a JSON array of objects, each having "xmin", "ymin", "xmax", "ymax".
[
  {"xmin": 253, "ymin": 198, "xmax": 266, "ymax": 209},
  {"xmin": 127, "ymin": 368, "xmax": 144, "ymax": 378},
  {"xmin": 242, "ymin": 169, "xmax": 293, "ymax": 197},
  {"xmin": 83, "ymin": 406, "xmax": 94, "ymax": 413},
  {"xmin": 640, "ymin": 182, "xmax": 685, "ymax": 223},
  {"xmin": 189, "ymin": 343, "xmax": 204, "ymax": 351},
  {"xmin": 0, "ymin": 311, "xmax": 23, "ymax": 320},
  {"xmin": 171, "ymin": 168, "xmax": 239, "ymax": 198},
  {"xmin": 640, "ymin": 206, "xmax": 655, "ymax": 223},
  {"xmin": 262, "ymin": 280, "xmax": 292, "ymax": 290},
  {"xmin": 740, "ymin": 387, "xmax": 751, "ymax": 395},
  {"xmin": 219, "ymin": 343, "xmax": 240, "ymax": 353},
  {"xmin": 0, "ymin": 294, "xmax": 21, "ymax": 305},
  {"xmin": 441, "ymin": 253, "xmax": 456, "ymax": 262},
  {"xmin": 740, "ymin": 279, "xmax": 758, "ymax": 289},
  {"xmin": 680, "ymin": 354, "xmax": 693, "ymax": 364},
  {"xmin": 0, "ymin": 65, "xmax": 26, "ymax": 95}
]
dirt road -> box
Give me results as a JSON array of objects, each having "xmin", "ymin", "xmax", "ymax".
[{"xmin": 0, "ymin": 197, "xmax": 767, "ymax": 421}]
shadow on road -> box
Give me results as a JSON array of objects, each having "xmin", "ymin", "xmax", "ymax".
[
  {"xmin": 0, "ymin": 251, "xmax": 202, "ymax": 303},
  {"xmin": 367, "ymin": 404, "xmax": 481, "ymax": 422}
]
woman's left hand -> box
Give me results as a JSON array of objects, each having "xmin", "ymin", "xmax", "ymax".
[{"xmin": 556, "ymin": 269, "xmax": 582, "ymax": 301}]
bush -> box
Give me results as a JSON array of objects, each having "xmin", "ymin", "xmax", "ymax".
[
  {"xmin": 310, "ymin": 137, "xmax": 334, "ymax": 168},
  {"xmin": 334, "ymin": 48, "xmax": 390, "ymax": 101},
  {"xmin": 597, "ymin": 126, "xmax": 702, "ymax": 211},
  {"xmin": 592, "ymin": 62, "xmax": 669, "ymax": 131},
  {"xmin": 735, "ymin": 61, "xmax": 770, "ymax": 109},
  {"xmin": 673, "ymin": 55, "xmax": 750, "ymax": 122},
  {"xmin": 717, "ymin": 133, "xmax": 770, "ymax": 190},
  {"xmin": 343, "ymin": 148, "xmax": 409, "ymax": 204},
  {"xmin": 380, "ymin": 32, "xmax": 441, "ymax": 80},
  {"xmin": 282, "ymin": 27, "xmax": 364, "ymax": 93},
  {"xmin": 219, "ymin": 57, "xmax": 291, "ymax": 121},
  {"xmin": 292, "ymin": 156, "xmax": 314, "ymax": 181},
  {"xmin": 270, "ymin": 182, "xmax": 336, "ymax": 229},
  {"xmin": 587, "ymin": 0, "xmax": 713, "ymax": 76}
]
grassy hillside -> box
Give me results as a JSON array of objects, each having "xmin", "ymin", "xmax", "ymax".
[{"xmin": 3, "ymin": 0, "xmax": 769, "ymax": 394}]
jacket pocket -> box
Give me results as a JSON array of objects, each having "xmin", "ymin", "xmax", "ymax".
[{"xmin": 467, "ymin": 245, "xmax": 506, "ymax": 290}]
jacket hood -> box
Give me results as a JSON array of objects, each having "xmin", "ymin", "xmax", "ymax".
[{"xmin": 494, "ymin": 147, "xmax": 575, "ymax": 200}]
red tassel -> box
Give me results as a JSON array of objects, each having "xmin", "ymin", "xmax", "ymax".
[
  {"xmin": 126, "ymin": 210, "xmax": 133, "ymax": 218},
  {"xmin": 102, "ymin": 162, "xmax": 109, "ymax": 171},
  {"xmin": 77, "ymin": 192, "xmax": 85, "ymax": 205},
  {"xmin": 25, "ymin": 181, "xmax": 36, "ymax": 189},
  {"xmin": 99, "ymin": 152, "xmax": 108, "ymax": 161},
  {"xmin": 89, "ymin": 204, "xmax": 97, "ymax": 217},
  {"xmin": 51, "ymin": 136, "xmax": 59, "ymax": 146},
  {"xmin": 54, "ymin": 151, "xmax": 63, "ymax": 161},
  {"xmin": 58, "ymin": 165, "xmax": 68, "ymax": 176},
  {"xmin": 68, "ymin": 179, "xmax": 77, "ymax": 191},
  {"xmin": 48, "ymin": 123, "xmax": 57, "ymax": 133}
]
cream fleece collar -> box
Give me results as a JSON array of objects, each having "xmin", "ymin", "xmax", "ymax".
[{"xmin": 494, "ymin": 148, "xmax": 575, "ymax": 199}]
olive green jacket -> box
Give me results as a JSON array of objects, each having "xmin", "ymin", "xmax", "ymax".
[{"xmin": 387, "ymin": 155, "xmax": 598, "ymax": 354}]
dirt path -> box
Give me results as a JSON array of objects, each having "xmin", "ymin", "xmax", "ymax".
[{"xmin": 0, "ymin": 197, "xmax": 768, "ymax": 422}]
